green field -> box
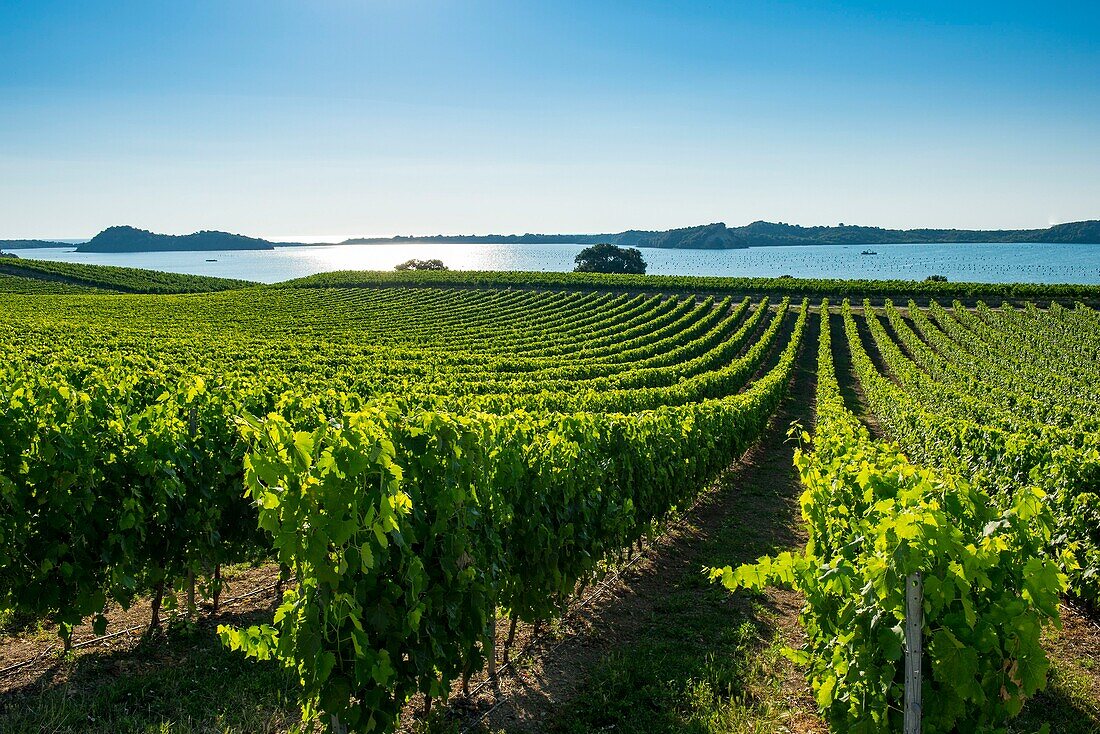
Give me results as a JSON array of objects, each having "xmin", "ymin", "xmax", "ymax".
[{"xmin": 1, "ymin": 266, "xmax": 1098, "ymax": 733}]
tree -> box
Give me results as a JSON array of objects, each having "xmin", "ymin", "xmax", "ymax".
[
  {"xmin": 925, "ymin": 274, "xmax": 948, "ymax": 282},
  {"xmin": 395, "ymin": 258, "xmax": 448, "ymax": 271},
  {"xmin": 573, "ymin": 244, "xmax": 647, "ymax": 274}
]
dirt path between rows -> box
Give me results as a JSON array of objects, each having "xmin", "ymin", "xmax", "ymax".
[{"xmin": 433, "ymin": 313, "xmax": 824, "ymax": 733}]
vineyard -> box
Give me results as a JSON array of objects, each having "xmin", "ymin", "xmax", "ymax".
[
  {"xmin": 1, "ymin": 270, "xmax": 1099, "ymax": 732},
  {"xmin": 0, "ymin": 258, "xmax": 257, "ymax": 293}
]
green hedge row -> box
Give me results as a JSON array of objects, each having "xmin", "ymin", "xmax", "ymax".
[{"xmin": 278, "ymin": 269, "xmax": 1100, "ymax": 303}]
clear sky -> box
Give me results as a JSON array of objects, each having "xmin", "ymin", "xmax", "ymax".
[{"xmin": 2, "ymin": 0, "xmax": 1098, "ymax": 239}]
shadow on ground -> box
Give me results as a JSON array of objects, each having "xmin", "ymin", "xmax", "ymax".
[{"xmin": 0, "ymin": 607, "xmax": 300, "ymax": 734}]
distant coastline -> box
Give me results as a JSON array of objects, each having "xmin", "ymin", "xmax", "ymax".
[
  {"xmin": 344, "ymin": 220, "xmax": 1100, "ymax": 249},
  {"xmin": 0, "ymin": 239, "xmax": 79, "ymax": 250},
  {"xmin": 3, "ymin": 220, "xmax": 1098, "ymax": 253}
]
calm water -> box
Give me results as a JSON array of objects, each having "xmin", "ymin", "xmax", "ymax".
[{"xmin": 8, "ymin": 242, "xmax": 1100, "ymax": 285}]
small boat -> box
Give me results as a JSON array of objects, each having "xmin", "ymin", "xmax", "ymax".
[
  {"xmin": 206, "ymin": 258, "xmax": 218, "ymax": 262},
  {"xmin": 860, "ymin": 250, "xmax": 878, "ymax": 256}
]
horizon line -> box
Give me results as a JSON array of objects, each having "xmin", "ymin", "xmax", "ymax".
[{"xmin": 6, "ymin": 217, "xmax": 1098, "ymax": 244}]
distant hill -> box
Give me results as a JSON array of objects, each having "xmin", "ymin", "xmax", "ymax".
[
  {"xmin": 76, "ymin": 226, "xmax": 279, "ymax": 253},
  {"xmin": 343, "ymin": 220, "xmax": 1100, "ymax": 248},
  {"xmin": 343, "ymin": 222, "xmax": 739, "ymax": 249},
  {"xmin": 716, "ymin": 220, "xmax": 1100, "ymax": 247},
  {"xmin": 597, "ymin": 223, "xmax": 737, "ymax": 248}
]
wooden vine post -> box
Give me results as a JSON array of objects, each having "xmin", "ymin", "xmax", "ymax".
[
  {"xmin": 503, "ymin": 615, "xmax": 518, "ymax": 663},
  {"xmin": 149, "ymin": 579, "xmax": 165, "ymax": 632},
  {"xmin": 904, "ymin": 571, "xmax": 923, "ymax": 734},
  {"xmin": 186, "ymin": 406, "xmax": 198, "ymax": 618},
  {"xmin": 487, "ymin": 606, "xmax": 497, "ymax": 685},
  {"xmin": 186, "ymin": 570, "xmax": 196, "ymax": 617}
]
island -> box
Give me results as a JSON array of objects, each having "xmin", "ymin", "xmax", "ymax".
[{"xmin": 75, "ymin": 226, "xmax": 280, "ymax": 253}]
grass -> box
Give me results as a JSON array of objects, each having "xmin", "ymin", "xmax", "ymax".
[
  {"xmin": 542, "ymin": 468, "xmax": 815, "ymax": 734},
  {"xmin": 0, "ymin": 614, "xmax": 301, "ymax": 734},
  {"xmin": 549, "ymin": 614, "xmax": 791, "ymax": 734},
  {"xmin": 1013, "ymin": 636, "xmax": 1100, "ymax": 733}
]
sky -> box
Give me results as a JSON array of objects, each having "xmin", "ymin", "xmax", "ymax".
[{"xmin": 1, "ymin": 0, "xmax": 1098, "ymax": 240}]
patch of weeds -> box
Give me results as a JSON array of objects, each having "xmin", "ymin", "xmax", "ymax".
[
  {"xmin": 550, "ymin": 602, "xmax": 787, "ymax": 734},
  {"xmin": 1013, "ymin": 659, "xmax": 1100, "ymax": 734}
]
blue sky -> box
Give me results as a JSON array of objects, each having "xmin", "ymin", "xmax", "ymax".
[{"xmin": 1, "ymin": 1, "xmax": 1098, "ymax": 239}]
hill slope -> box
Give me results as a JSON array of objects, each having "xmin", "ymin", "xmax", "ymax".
[
  {"xmin": 0, "ymin": 273, "xmax": 105, "ymax": 294},
  {"xmin": 0, "ymin": 259, "xmax": 257, "ymax": 293}
]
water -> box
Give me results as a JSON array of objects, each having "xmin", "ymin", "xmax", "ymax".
[{"xmin": 7, "ymin": 241, "xmax": 1100, "ymax": 285}]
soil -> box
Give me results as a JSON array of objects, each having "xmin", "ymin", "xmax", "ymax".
[{"xmin": 0, "ymin": 564, "xmax": 282, "ymax": 695}]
